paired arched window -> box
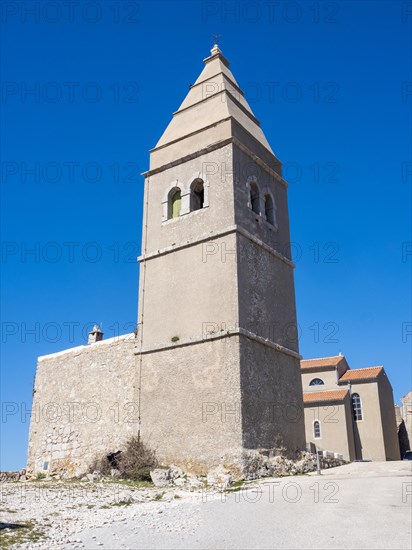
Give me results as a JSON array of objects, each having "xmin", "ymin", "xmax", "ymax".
[
  {"xmin": 264, "ymin": 194, "xmax": 275, "ymax": 225},
  {"xmin": 249, "ymin": 182, "xmax": 260, "ymax": 215},
  {"xmin": 309, "ymin": 378, "xmax": 324, "ymax": 386},
  {"xmin": 190, "ymin": 179, "xmax": 204, "ymax": 212},
  {"xmin": 247, "ymin": 181, "xmax": 276, "ymax": 226},
  {"xmin": 168, "ymin": 188, "xmax": 181, "ymax": 219},
  {"xmin": 352, "ymin": 393, "xmax": 363, "ymax": 421},
  {"xmin": 166, "ymin": 178, "xmax": 206, "ymax": 220},
  {"xmin": 313, "ymin": 420, "xmax": 321, "ymax": 439}
]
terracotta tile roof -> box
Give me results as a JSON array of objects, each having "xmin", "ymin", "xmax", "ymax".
[
  {"xmin": 303, "ymin": 389, "xmax": 349, "ymax": 403},
  {"xmin": 301, "ymin": 355, "xmax": 344, "ymax": 370},
  {"xmin": 339, "ymin": 366, "xmax": 383, "ymax": 382}
]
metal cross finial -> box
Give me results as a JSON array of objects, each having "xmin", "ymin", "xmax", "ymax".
[{"xmin": 212, "ymin": 34, "xmax": 221, "ymax": 46}]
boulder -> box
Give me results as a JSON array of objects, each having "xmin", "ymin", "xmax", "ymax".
[
  {"xmin": 169, "ymin": 465, "xmax": 184, "ymax": 480},
  {"xmin": 207, "ymin": 467, "xmax": 233, "ymax": 487},
  {"xmin": 188, "ymin": 478, "xmax": 203, "ymax": 489},
  {"xmin": 173, "ymin": 477, "xmax": 186, "ymax": 487},
  {"xmin": 150, "ymin": 468, "xmax": 172, "ymax": 487}
]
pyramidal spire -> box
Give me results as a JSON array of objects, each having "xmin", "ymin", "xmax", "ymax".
[{"xmin": 151, "ymin": 45, "xmax": 275, "ymax": 170}]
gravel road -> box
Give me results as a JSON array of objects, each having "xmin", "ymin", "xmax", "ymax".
[{"xmin": 1, "ymin": 461, "xmax": 411, "ymax": 550}]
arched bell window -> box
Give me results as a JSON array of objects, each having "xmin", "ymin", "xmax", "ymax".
[
  {"xmin": 190, "ymin": 179, "xmax": 204, "ymax": 212},
  {"xmin": 313, "ymin": 420, "xmax": 321, "ymax": 439},
  {"xmin": 168, "ymin": 188, "xmax": 181, "ymax": 219},
  {"xmin": 264, "ymin": 194, "xmax": 275, "ymax": 225},
  {"xmin": 249, "ymin": 182, "xmax": 260, "ymax": 214}
]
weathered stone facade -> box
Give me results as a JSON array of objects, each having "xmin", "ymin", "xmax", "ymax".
[
  {"xmin": 401, "ymin": 390, "xmax": 412, "ymax": 450},
  {"xmin": 28, "ymin": 335, "xmax": 138, "ymax": 476},
  {"xmin": 27, "ymin": 45, "xmax": 306, "ymax": 476},
  {"xmin": 396, "ymin": 390, "xmax": 412, "ymax": 457}
]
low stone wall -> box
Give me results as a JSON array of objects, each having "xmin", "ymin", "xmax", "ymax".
[
  {"xmin": 27, "ymin": 334, "xmax": 138, "ymax": 477},
  {"xmin": 0, "ymin": 469, "xmax": 26, "ymax": 482},
  {"xmin": 81, "ymin": 448, "xmax": 346, "ymax": 489},
  {"xmin": 240, "ymin": 449, "xmax": 346, "ymax": 480},
  {"xmin": 319, "ymin": 456, "xmax": 346, "ymax": 469}
]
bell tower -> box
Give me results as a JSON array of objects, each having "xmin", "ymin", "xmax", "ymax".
[{"xmin": 136, "ymin": 45, "xmax": 305, "ymax": 472}]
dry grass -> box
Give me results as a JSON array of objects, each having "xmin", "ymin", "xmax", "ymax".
[{"xmin": 89, "ymin": 436, "xmax": 158, "ymax": 481}]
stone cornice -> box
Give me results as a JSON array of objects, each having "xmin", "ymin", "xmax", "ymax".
[
  {"xmin": 135, "ymin": 327, "xmax": 301, "ymax": 360},
  {"xmin": 237, "ymin": 225, "xmax": 294, "ymax": 267},
  {"xmin": 232, "ymin": 137, "xmax": 286, "ymax": 187},
  {"xmin": 203, "ymin": 50, "xmax": 231, "ymax": 68},
  {"xmin": 148, "ymin": 117, "xmax": 232, "ymax": 155},
  {"xmin": 142, "ymin": 132, "xmax": 287, "ymax": 188},
  {"xmin": 172, "ymin": 88, "xmax": 261, "ymax": 127},
  {"xmin": 301, "ymin": 366, "xmax": 337, "ymax": 373},
  {"xmin": 138, "ymin": 224, "xmax": 295, "ymax": 268},
  {"xmin": 38, "ymin": 333, "xmax": 136, "ymax": 362},
  {"xmin": 337, "ymin": 378, "xmax": 379, "ymax": 385},
  {"xmin": 189, "ymin": 71, "xmax": 245, "ymax": 98},
  {"xmin": 144, "ymin": 134, "xmax": 233, "ymax": 177}
]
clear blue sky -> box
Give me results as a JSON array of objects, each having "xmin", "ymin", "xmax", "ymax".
[{"xmin": 1, "ymin": 1, "xmax": 411, "ymax": 470}]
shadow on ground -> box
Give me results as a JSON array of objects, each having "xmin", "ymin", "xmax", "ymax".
[{"xmin": 0, "ymin": 523, "xmax": 27, "ymax": 531}]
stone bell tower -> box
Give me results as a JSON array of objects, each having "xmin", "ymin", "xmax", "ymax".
[{"xmin": 136, "ymin": 45, "xmax": 305, "ymax": 472}]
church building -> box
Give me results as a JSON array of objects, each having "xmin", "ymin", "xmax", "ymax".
[
  {"xmin": 301, "ymin": 355, "xmax": 400, "ymax": 461},
  {"xmin": 27, "ymin": 47, "xmax": 402, "ymax": 477},
  {"xmin": 28, "ymin": 45, "xmax": 306, "ymax": 476}
]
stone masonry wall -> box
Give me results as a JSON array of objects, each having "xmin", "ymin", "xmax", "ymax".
[
  {"xmin": 29, "ymin": 332, "xmax": 305, "ymax": 477},
  {"xmin": 27, "ymin": 334, "xmax": 138, "ymax": 476},
  {"xmin": 139, "ymin": 337, "xmax": 244, "ymax": 474}
]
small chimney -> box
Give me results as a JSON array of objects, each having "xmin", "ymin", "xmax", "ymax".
[{"xmin": 88, "ymin": 324, "xmax": 103, "ymax": 344}]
